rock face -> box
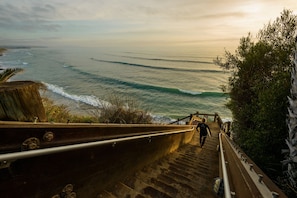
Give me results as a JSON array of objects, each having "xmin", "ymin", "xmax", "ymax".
[{"xmin": 0, "ymin": 81, "xmax": 45, "ymax": 121}]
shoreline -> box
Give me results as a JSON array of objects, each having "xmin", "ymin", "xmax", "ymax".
[{"xmin": 0, "ymin": 47, "xmax": 232, "ymax": 122}]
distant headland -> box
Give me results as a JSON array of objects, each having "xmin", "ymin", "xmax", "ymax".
[{"xmin": 0, "ymin": 48, "xmax": 6, "ymax": 56}]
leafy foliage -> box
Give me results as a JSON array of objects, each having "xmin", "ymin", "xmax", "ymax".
[
  {"xmin": 43, "ymin": 95, "xmax": 153, "ymax": 124},
  {"xmin": 0, "ymin": 49, "xmax": 23, "ymax": 83},
  {"xmin": 42, "ymin": 97, "xmax": 96, "ymax": 123},
  {"xmin": 0, "ymin": 68, "xmax": 24, "ymax": 83},
  {"xmin": 93, "ymin": 94, "xmax": 153, "ymax": 124},
  {"xmin": 215, "ymin": 9, "xmax": 297, "ymax": 190}
]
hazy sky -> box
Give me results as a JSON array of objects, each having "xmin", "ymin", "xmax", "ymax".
[{"xmin": 0, "ymin": 0, "xmax": 296, "ymax": 51}]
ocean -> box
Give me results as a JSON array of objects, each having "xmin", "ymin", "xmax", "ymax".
[{"xmin": 0, "ymin": 46, "xmax": 232, "ymax": 123}]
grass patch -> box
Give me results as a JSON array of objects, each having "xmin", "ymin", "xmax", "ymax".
[
  {"xmin": 42, "ymin": 98, "xmax": 96, "ymax": 123},
  {"xmin": 91, "ymin": 94, "xmax": 153, "ymax": 124}
]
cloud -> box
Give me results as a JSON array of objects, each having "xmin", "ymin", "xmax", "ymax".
[
  {"xmin": 0, "ymin": 1, "xmax": 62, "ymax": 32},
  {"xmin": 32, "ymin": 4, "xmax": 56, "ymax": 14},
  {"xmin": 0, "ymin": 0, "xmax": 296, "ymax": 47},
  {"xmin": 199, "ymin": 12, "xmax": 247, "ymax": 20}
]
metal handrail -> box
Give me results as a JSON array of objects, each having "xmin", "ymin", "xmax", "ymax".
[
  {"xmin": 0, "ymin": 127, "xmax": 194, "ymax": 163},
  {"xmin": 219, "ymin": 132, "xmax": 232, "ymax": 198},
  {"xmin": 223, "ymin": 133, "xmax": 276, "ymax": 198}
]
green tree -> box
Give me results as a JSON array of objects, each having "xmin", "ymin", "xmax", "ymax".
[{"xmin": 215, "ymin": 9, "xmax": 297, "ymax": 185}]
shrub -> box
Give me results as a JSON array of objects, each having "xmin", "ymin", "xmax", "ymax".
[
  {"xmin": 93, "ymin": 94, "xmax": 152, "ymax": 124},
  {"xmin": 42, "ymin": 98, "xmax": 96, "ymax": 123},
  {"xmin": 42, "ymin": 95, "xmax": 152, "ymax": 124}
]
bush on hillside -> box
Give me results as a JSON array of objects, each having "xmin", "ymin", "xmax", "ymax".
[
  {"xmin": 92, "ymin": 94, "xmax": 152, "ymax": 124},
  {"xmin": 42, "ymin": 95, "xmax": 152, "ymax": 124},
  {"xmin": 42, "ymin": 98, "xmax": 96, "ymax": 123}
]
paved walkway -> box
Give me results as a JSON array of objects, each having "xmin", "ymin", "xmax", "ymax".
[{"xmin": 98, "ymin": 122, "xmax": 221, "ymax": 198}]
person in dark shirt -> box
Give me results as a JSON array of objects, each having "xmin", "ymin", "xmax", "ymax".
[{"xmin": 196, "ymin": 118, "xmax": 212, "ymax": 148}]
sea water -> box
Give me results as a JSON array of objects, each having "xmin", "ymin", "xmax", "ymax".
[{"xmin": 0, "ymin": 46, "xmax": 232, "ymax": 122}]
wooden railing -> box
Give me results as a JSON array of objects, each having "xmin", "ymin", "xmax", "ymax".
[
  {"xmin": 0, "ymin": 122, "xmax": 195, "ymax": 197},
  {"xmin": 169, "ymin": 111, "xmax": 223, "ymax": 127}
]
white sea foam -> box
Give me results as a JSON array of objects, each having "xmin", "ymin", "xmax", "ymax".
[
  {"xmin": 221, "ymin": 118, "xmax": 233, "ymax": 123},
  {"xmin": 62, "ymin": 63, "xmax": 69, "ymax": 68},
  {"xmin": 44, "ymin": 82, "xmax": 103, "ymax": 107},
  {"xmin": 178, "ymin": 89, "xmax": 202, "ymax": 95},
  {"xmin": 152, "ymin": 114, "xmax": 175, "ymax": 124}
]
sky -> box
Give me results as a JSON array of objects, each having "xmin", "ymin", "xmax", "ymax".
[{"xmin": 0, "ymin": 0, "xmax": 296, "ymax": 52}]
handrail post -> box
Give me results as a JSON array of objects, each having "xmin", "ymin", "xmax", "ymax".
[{"xmin": 214, "ymin": 113, "xmax": 218, "ymax": 122}]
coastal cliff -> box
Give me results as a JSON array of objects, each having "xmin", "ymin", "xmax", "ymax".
[{"xmin": 0, "ymin": 81, "xmax": 46, "ymax": 121}]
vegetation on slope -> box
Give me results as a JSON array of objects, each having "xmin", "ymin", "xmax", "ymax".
[
  {"xmin": 215, "ymin": 9, "xmax": 297, "ymax": 196},
  {"xmin": 43, "ymin": 94, "xmax": 152, "ymax": 124},
  {"xmin": 94, "ymin": 94, "xmax": 152, "ymax": 124}
]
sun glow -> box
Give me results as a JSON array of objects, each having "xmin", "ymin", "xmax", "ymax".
[{"xmin": 239, "ymin": 2, "xmax": 262, "ymax": 14}]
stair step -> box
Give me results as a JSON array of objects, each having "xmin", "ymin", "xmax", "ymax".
[
  {"xmin": 97, "ymin": 122, "xmax": 220, "ymax": 197},
  {"xmin": 97, "ymin": 190, "xmax": 117, "ymax": 198},
  {"xmin": 105, "ymin": 182, "xmax": 144, "ymax": 198},
  {"xmin": 126, "ymin": 176, "xmax": 172, "ymax": 198}
]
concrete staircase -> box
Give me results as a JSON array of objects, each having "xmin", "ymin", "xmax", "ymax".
[{"xmin": 98, "ymin": 122, "xmax": 220, "ymax": 198}]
